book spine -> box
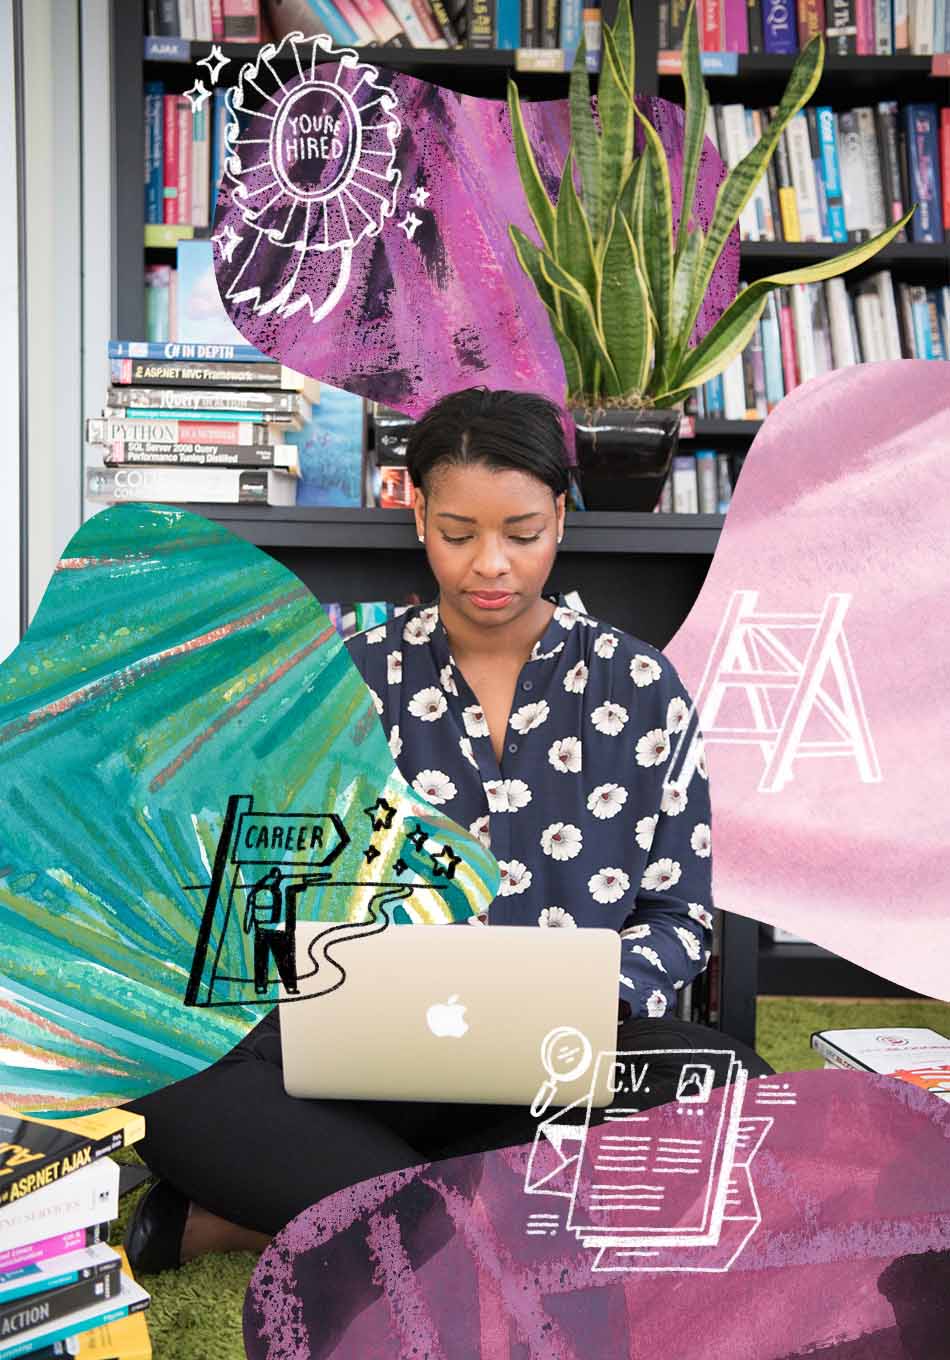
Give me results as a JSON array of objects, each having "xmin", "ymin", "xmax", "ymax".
[
  {"xmin": 87, "ymin": 417, "xmax": 273, "ymax": 445},
  {"xmin": 805, "ymin": 108, "xmax": 829, "ymax": 238},
  {"xmin": 815, "ymin": 106, "xmax": 847, "ymax": 241},
  {"xmin": 928, "ymin": 289, "xmax": 946, "ymax": 358},
  {"xmin": 911, "ymin": 0, "xmax": 935, "ymax": 52},
  {"xmin": 152, "ymin": 0, "xmax": 179, "ymax": 35},
  {"xmin": 904, "ymin": 103, "xmax": 942, "ymax": 242},
  {"xmin": 333, "ymin": 0, "xmax": 377, "ymax": 41},
  {"xmin": 85, "ymin": 465, "xmax": 297, "ymax": 507},
  {"xmin": 110, "ymin": 358, "xmax": 288, "ymax": 388},
  {"xmin": 723, "ymin": 0, "xmax": 749, "ymax": 49},
  {"xmin": 941, "ymin": 108, "xmax": 950, "ymax": 231},
  {"xmin": 558, "ymin": 0, "xmax": 583, "ymax": 62},
  {"xmin": 872, "ymin": 269, "xmax": 904, "ymax": 358},
  {"xmin": 221, "ymin": 0, "xmax": 262, "ymax": 41},
  {"xmin": 405, "ymin": 0, "xmax": 448, "ymax": 44},
  {"xmin": 716, "ymin": 453, "xmax": 733, "ymax": 513},
  {"xmin": 695, "ymin": 451, "xmax": 718, "ymax": 513},
  {"xmin": 747, "ymin": 0, "xmax": 765, "ymax": 50},
  {"xmin": 855, "ymin": 0, "xmax": 874, "ymax": 50},
  {"xmin": 193, "ymin": 0, "xmax": 214, "ymax": 39},
  {"xmin": 467, "ymin": 0, "xmax": 494, "ymax": 44},
  {"xmin": 0, "ymin": 1161, "xmax": 118, "ymax": 1255},
  {"xmin": 792, "ymin": 283, "xmax": 817, "ymax": 382},
  {"xmin": 856, "ymin": 105, "xmax": 887, "ymax": 233},
  {"xmin": 777, "ymin": 286, "xmax": 800, "ymax": 388},
  {"xmin": 774, "ymin": 123, "xmax": 801, "ymax": 239},
  {"xmin": 702, "ymin": 0, "xmax": 723, "ymax": 48},
  {"xmin": 210, "ymin": 0, "xmax": 225, "ymax": 37},
  {"xmin": 825, "ymin": 276, "xmax": 857, "ymax": 365},
  {"xmin": 191, "ymin": 98, "xmax": 210, "ymax": 229},
  {"xmin": 811, "ymin": 1033, "xmax": 868, "ymax": 1069},
  {"xmin": 144, "ymin": 82, "xmax": 165, "ymax": 225},
  {"xmin": 211, "ymin": 87, "xmax": 229, "ymax": 211},
  {"xmin": 162, "ymin": 94, "xmax": 179, "ymax": 224},
  {"xmin": 521, "ymin": 0, "xmax": 539, "ymax": 43},
  {"xmin": 894, "ymin": 0, "xmax": 909, "ymax": 49},
  {"xmin": 748, "ymin": 109, "xmax": 775, "ymax": 237},
  {"xmin": 427, "ymin": 0, "xmax": 460, "ymax": 42},
  {"xmin": 748, "ymin": 321, "xmax": 768, "ymax": 415},
  {"xmin": 351, "ymin": 0, "xmax": 405, "ymax": 43},
  {"xmin": 0, "ymin": 1264, "xmax": 121, "ymax": 1336},
  {"xmin": 539, "ymin": 0, "xmax": 558, "ymax": 45},
  {"xmin": 496, "ymin": 0, "xmax": 520, "ymax": 47},
  {"xmin": 108, "ymin": 339, "xmax": 266, "ymax": 360},
  {"xmin": 721, "ymin": 351, "xmax": 747, "ymax": 419},
  {"xmin": 825, "ymin": 0, "xmax": 856, "ymax": 53},
  {"xmin": 837, "ymin": 109, "xmax": 870, "ymax": 241},
  {"xmin": 308, "ymin": 0, "xmax": 361, "ymax": 43},
  {"xmin": 103, "ymin": 441, "xmax": 296, "ymax": 472},
  {"xmin": 876, "ymin": 101, "xmax": 907, "ymax": 235},
  {"xmin": 0, "ymin": 1224, "xmax": 106, "ymax": 1275},
  {"xmin": 107, "ymin": 385, "xmax": 303, "ymax": 413},
  {"xmin": 786, "ymin": 112, "xmax": 823, "ymax": 240},
  {"xmin": 176, "ymin": 96, "xmax": 193, "ymax": 225},
  {"xmin": 178, "ymin": 0, "xmax": 196, "ymax": 39},
  {"xmin": 874, "ymin": 0, "xmax": 892, "ymax": 49},
  {"xmin": 797, "ymin": 0, "xmax": 825, "ymax": 42},
  {"xmin": 583, "ymin": 6, "xmax": 602, "ymax": 71},
  {"xmin": 671, "ymin": 455, "xmax": 699, "ymax": 513},
  {"xmin": 761, "ymin": 292, "xmax": 786, "ymax": 405},
  {"xmin": 909, "ymin": 283, "xmax": 934, "ymax": 356},
  {"xmin": 764, "ymin": 0, "xmax": 800, "ymax": 50}
]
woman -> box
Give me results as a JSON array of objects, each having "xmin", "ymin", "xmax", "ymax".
[{"xmin": 125, "ymin": 388, "xmax": 772, "ymax": 1279}]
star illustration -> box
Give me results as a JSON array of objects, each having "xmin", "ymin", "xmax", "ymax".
[
  {"xmin": 197, "ymin": 44, "xmax": 230, "ymax": 84},
  {"xmin": 398, "ymin": 212, "xmax": 422, "ymax": 241},
  {"xmin": 430, "ymin": 844, "xmax": 461, "ymax": 879},
  {"xmin": 211, "ymin": 223, "xmax": 242, "ymax": 263},
  {"xmin": 363, "ymin": 797, "xmax": 397, "ymax": 832},
  {"xmin": 393, "ymin": 857, "xmax": 409, "ymax": 876},
  {"xmin": 363, "ymin": 844, "xmax": 381, "ymax": 865},
  {"xmin": 409, "ymin": 186, "xmax": 431, "ymax": 208},
  {"xmin": 406, "ymin": 824, "xmax": 429, "ymax": 852},
  {"xmin": 183, "ymin": 78, "xmax": 212, "ymax": 113}
]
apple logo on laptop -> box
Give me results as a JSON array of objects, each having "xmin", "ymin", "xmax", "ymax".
[{"xmin": 426, "ymin": 994, "xmax": 468, "ymax": 1038}]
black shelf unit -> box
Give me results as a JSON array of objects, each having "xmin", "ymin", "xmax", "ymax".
[{"xmin": 759, "ymin": 937, "xmax": 917, "ymax": 999}]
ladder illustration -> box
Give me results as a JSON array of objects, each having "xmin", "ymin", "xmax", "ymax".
[{"xmin": 668, "ymin": 591, "xmax": 881, "ymax": 795}]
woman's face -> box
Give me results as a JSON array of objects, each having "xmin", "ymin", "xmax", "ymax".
[{"xmin": 414, "ymin": 461, "xmax": 565, "ymax": 631}]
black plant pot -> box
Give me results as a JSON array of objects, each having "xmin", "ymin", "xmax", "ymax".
[{"xmin": 571, "ymin": 406, "xmax": 681, "ymax": 513}]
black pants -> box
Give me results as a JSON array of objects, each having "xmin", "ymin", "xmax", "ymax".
[{"xmin": 129, "ymin": 1009, "xmax": 773, "ymax": 1239}]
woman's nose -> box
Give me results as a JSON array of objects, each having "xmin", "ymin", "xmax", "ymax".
[{"xmin": 472, "ymin": 537, "xmax": 511, "ymax": 577}]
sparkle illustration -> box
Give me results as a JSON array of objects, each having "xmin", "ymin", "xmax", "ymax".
[
  {"xmin": 198, "ymin": 43, "xmax": 230, "ymax": 84},
  {"xmin": 399, "ymin": 212, "xmax": 422, "ymax": 241},
  {"xmin": 409, "ymin": 186, "xmax": 431, "ymax": 207},
  {"xmin": 212, "ymin": 222, "xmax": 243, "ymax": 263},
  {"xmin": 183, "ymin": 78, "xmax": 212, "ymax": 113}
]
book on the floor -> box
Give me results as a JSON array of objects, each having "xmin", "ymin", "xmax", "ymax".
[
  {"xmin": 812, "ymin": 1028, "xmax": 950, "ymax": 1102},
  {"xmin": 85, "ymin": 465, "xmax": 298, "ymax": 507},
  {"xmin": 58, "ymin": 1250, "xmax": 151, "ymax": 1360},
  {"xmin": 0, "ymin": 1161, "xmax": 119, "ymax": 1256},
  {"xmin": 0, "ymin": 1226, "xmax": 109, "ymax": 1278},
  {"xmin": 0, "ymin": 1246, "xmax": 123, "ymax": 1342},
  {"xmin": 0, "ymin": 1271, "xmax": 149, "ymax": 1360},
  {"xmin": 0, "ymin": 1107, "xmax": 143, "ymax": 1210}
]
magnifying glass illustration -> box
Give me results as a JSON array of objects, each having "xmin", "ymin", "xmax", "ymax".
[{"xmin": 530, "ymin": 1026, "xmax": 593, "ymax": 1119}]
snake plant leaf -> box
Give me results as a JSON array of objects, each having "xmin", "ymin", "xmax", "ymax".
[
  {"xmin": 661, "ymin": 207, "xmax": 916, "ymax": 397},
  {"xmin": 506, "ymin": 79, "xmax": 556, "ymax": 254},
  {"xmin": 509, "ymin": 225, "xmax": 584, "ymax": 394},
  {"xmin": 556, "ymin": 150, "xmax": 599, "ymax": 305},
  {"xmin": 600, "ymin": 206, "xmax": 653, "ymax": 396},
  {"xmin": 675, "ymin": 1, "xmax": 708, "ymax": 263},
  {"xmin": 568, "ymin": 37, "xmax": 602, "ymax": 243},
  {"xmin": 535, "ymin": 246, "xmax": 622, "ymax": 395},
  {"xmin": 676, "ymin": 35, "xmax": 824, "ymax": 359},
  {"xmin": 665, "ymin": 226, "xmax": 705, "ymax": 391},
  {"xmin": 631, "ymin": 97, "xmax": 675, "ymax": 389},
  {"xmin": 599, "ymin": 28, "xmax": 638, "ymax": 240},
  {"xmin": 610, "ymin": 0, "xmax": 636, "ymax": 96}
]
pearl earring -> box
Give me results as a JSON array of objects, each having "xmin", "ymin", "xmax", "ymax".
[{"xmin": 418, "ymin": 534, "xmax": 425, "ymax": 544}]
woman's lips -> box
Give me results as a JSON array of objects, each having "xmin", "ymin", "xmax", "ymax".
[{"xmin": 468, "ymin": 590, "xmax": 514, "ymax": 610}]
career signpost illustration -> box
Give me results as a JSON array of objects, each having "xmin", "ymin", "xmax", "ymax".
[{"xmin": 523, "ymin": 1030, "xmax": 797, "ymax": 1273}]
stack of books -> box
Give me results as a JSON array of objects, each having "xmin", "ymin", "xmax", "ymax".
[
  {"xmin": 811, "ymin": 1027, "xmax": 950, "ymax": 1102},
  {"xmin": 0, "ymin": 1107, "xmax": 151, "ymax": 1360},
  {"xmin": 696, "ymin": 269, "xmax": 949, "ymax": 424},
  {"xmin": 84, "ymin": 343, "xmax": 318, "ymax": 508},
  {"xmin": 660, "ymin": 1, "xmax": 950, "ymax": 60},
  {"xmin": 705, "ymin": 100, "xmax": 949, "ymax": 246}
]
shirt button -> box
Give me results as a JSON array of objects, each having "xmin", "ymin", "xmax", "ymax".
[
  {"xmin": 508, "ymin": 742, "xmax": 519, "ymax": 754},
  {"xmin": 521, "ymin": 680, "xmax": 533, "ymax": 692}
]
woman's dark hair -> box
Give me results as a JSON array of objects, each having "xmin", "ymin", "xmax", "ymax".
[{"xmin": 405, "ymin": 388, "xmax": 570, "ymax": 499}]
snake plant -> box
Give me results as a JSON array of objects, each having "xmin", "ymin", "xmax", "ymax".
[{"xmin": 507, "ymin": 0, "xmax": 914, "ymax": 408}]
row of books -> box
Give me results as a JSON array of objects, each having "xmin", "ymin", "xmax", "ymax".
[
  {"xmin": 695, "ymin": 271, "xmax": 950, "ymax": 422},
  {"xmin": 145, "ymin": 0, "xmax": 608, "ymax": 62},
  {"xmin": 707, "ymin": 101, "xmax": 950, "ymax": 245},
  {"xmin": 661, "ymin": 0, "xmax": 950, "ymax": 56},
  {"xmin": 0, "ymin": 1106, "xmax": 150, "ymax": 1360},
  {"xmin": 654, "ymin": 451, "xmax": 740, "ymax": 515},
  {"xmin": 144, "ymin": 85, "xmax": 230, "ymax": 229}
]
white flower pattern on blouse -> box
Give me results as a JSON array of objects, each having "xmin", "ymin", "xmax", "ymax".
[{"xmin": 345, "ymin": 594, "xmax": 714, "ymax": 1020}]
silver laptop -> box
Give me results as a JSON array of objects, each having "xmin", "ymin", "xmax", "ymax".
[{"xmin": 280, "ymin": 922, "xmax": 621, "ymax": 1107}]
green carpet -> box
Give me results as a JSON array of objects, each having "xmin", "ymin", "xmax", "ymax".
[{"xmin": 116, "ymin": 995, "xmax": 950, "ymax": 1360}]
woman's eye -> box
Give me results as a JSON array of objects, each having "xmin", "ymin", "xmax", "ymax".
[
  {"xmin": 511, "ymin": 535, "xmax": 542, "ymax": 544},
  {"xmin": 442, "ymin": 535, "xmax": 472, "ymax": 545}
]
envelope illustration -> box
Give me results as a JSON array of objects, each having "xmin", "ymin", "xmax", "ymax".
[{"xmin": 524, "ymin": 1095, "xmax": 592, "ymax": 1198}]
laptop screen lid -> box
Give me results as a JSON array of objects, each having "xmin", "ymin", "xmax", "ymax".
[{"xmin": 280, "ymin": 922, "xmax": 621, "ymax": 1107}]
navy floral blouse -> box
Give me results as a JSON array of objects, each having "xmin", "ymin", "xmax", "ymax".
[{"xmin": 345, "ymin": 594, "xmax": 713, "ymax": 1019}]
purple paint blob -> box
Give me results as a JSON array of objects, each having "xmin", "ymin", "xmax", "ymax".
[
  {"xmin": 214, "ymin": 39, "xmax": 738, "ymax": 419},
  {"xmin": 242, "ymin": 1071, "xmax": 950, "ymax": 1359}
]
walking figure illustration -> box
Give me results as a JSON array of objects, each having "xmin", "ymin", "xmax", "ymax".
[{"xmin": 243, "ymin": 868, "xmax": 328, "ymax": 995}]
